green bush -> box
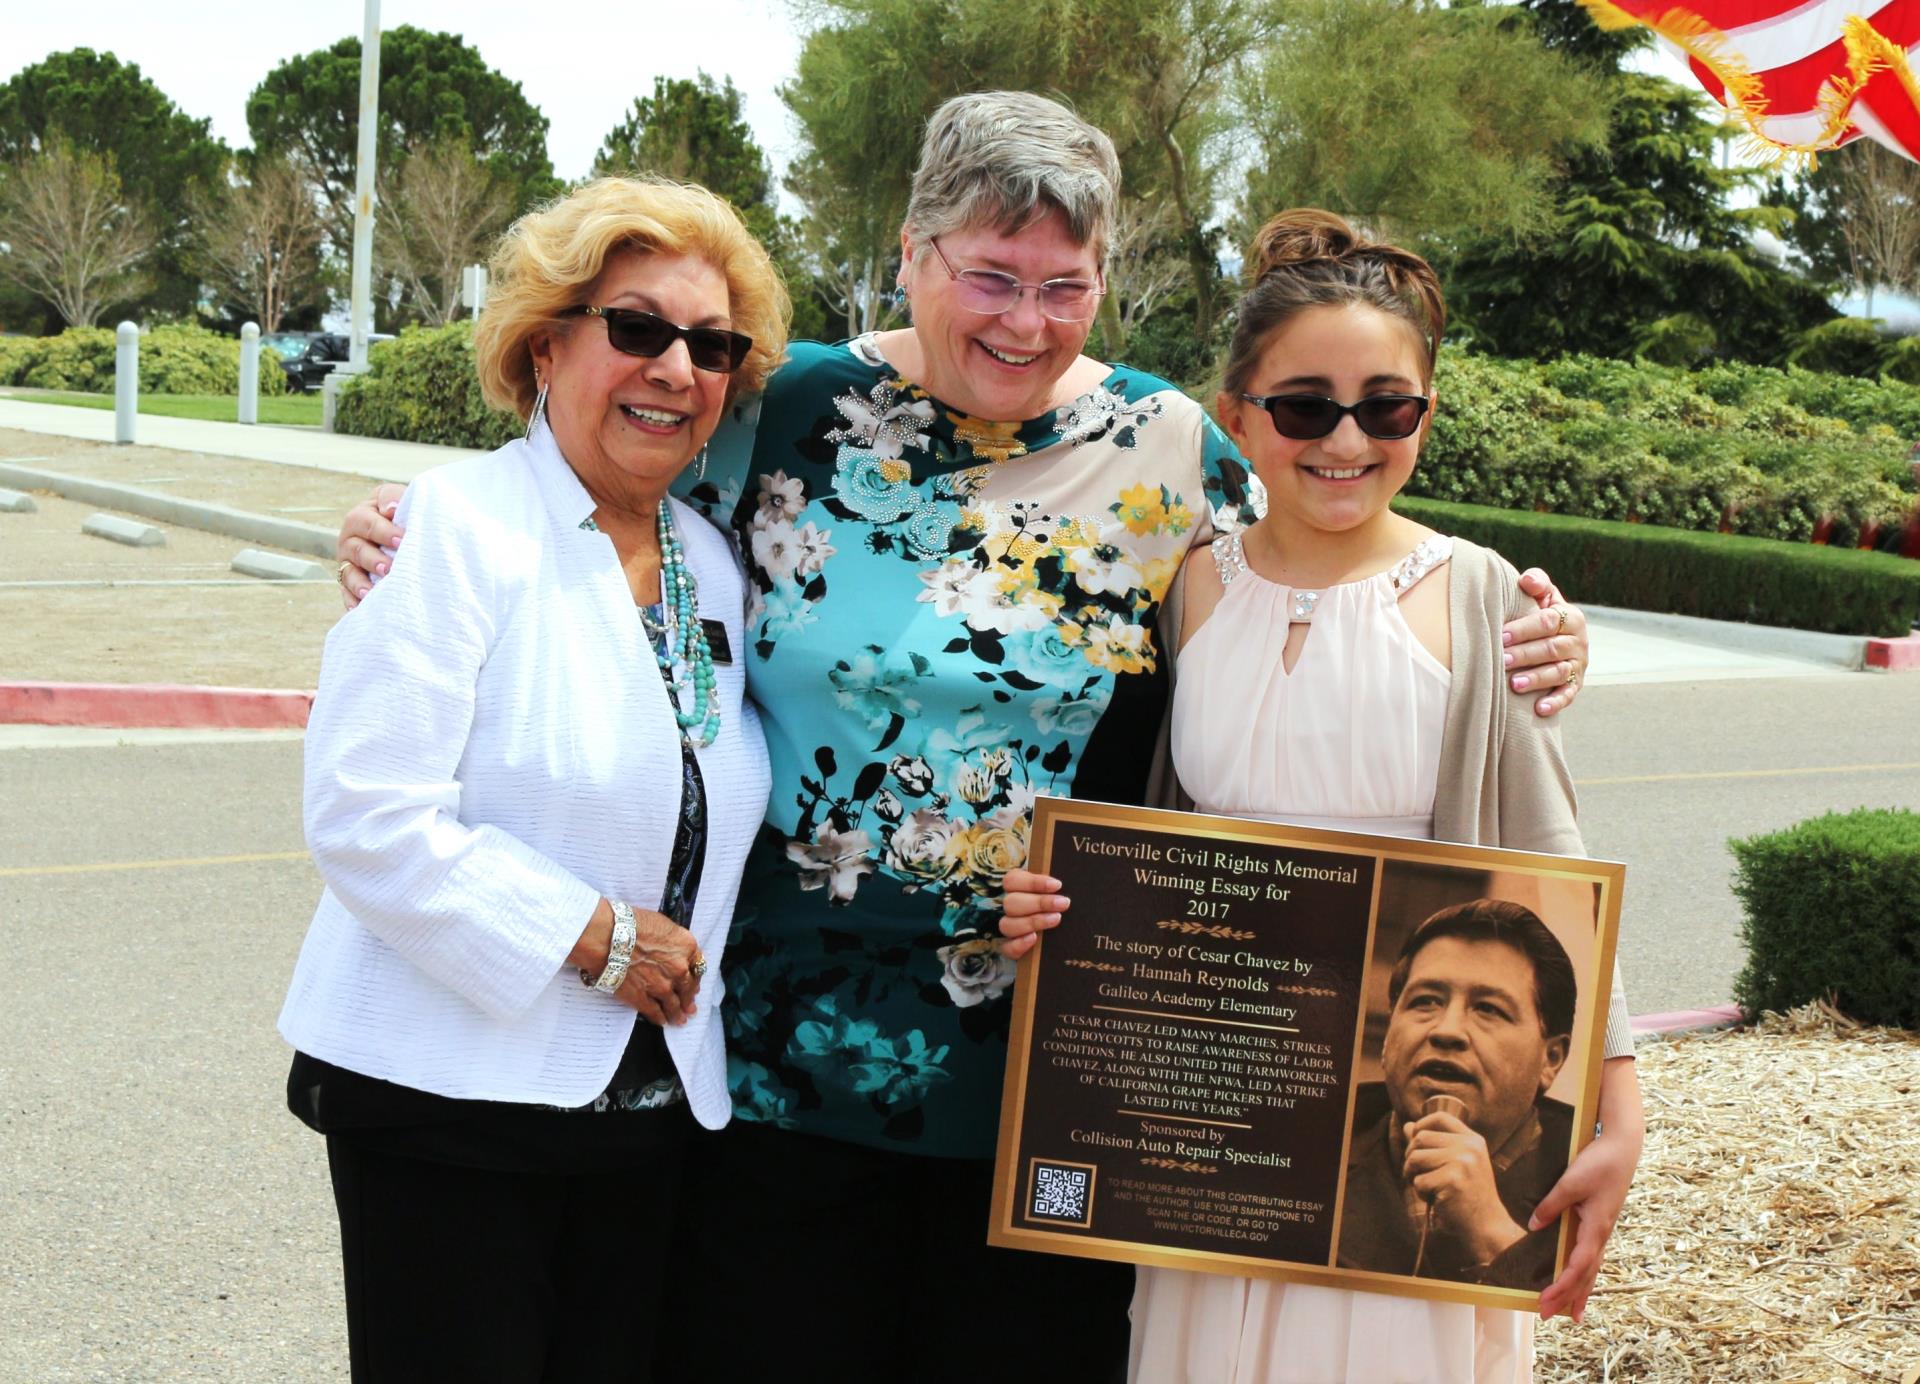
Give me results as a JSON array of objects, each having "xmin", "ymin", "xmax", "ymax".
[
  {"xmin": 1422, "ymin": 352, "xmax": 1918, "ymax": 547},
  {"xmin": 333, "ymin": 321, "xmax": 520, "ymax": 450},
  {"xmin": 1393, "ymin": 494, "xmax": 1920, "ymax": 636},
  {"xmin": 0, "ymin": 324, "xmax": 287, "ymax": 395},
  {"xmin": 1786, "ymin": 317, "xmax": 1891, "ymax": 378},
  {"xmin": 1730, "ymin": 809, "xmax": 1920, "ymax": 1029}
]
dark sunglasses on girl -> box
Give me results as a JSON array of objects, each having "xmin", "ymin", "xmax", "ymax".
[
  {"xmin": 565, "ymin": 306, "xmax": 753, "ymax": 374},
  {"xmin": 1241, "ymin": 392, "xmax": 1431, "ymax": 441}
]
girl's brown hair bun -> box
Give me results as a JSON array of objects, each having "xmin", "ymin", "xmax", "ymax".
[
  {"xmin": 1244, "ymin": 208, "xmax": 1362, "ymax": 282},
  {"xmin": 1222, "ymin": 208, "xmax": 1448, "ymax": 394}
]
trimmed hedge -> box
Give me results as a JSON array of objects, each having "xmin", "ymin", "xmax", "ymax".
[
  {"xmin": 1394, "ymin": 495, "xmax": 1920, "ymax": 636},
  {"xmin": 1423, "ymin": 352, "xmax": 1919, "ymax": 546},
  {"xmin": 333, "ymin": 321, "xmax": 520, "ymax": 450},
  {"xmin": 1730, "ymin": 809, "xmax": 1920, "ymax": 1029},
  {"xmin": 0, "ymin": 325, "xmax": 288, "ymax": 395}
]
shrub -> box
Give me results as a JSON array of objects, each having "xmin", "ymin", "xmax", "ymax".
[
  {"xmin": 1633, "ymin": 312, "xmax": 1717, "ymax": 367},
  {"xmin": 0, "ymin": 324, "xmax": 287, "ymax": 395},
  {"xmin": 333, "ymin": 321, "xmax": 520, "ymax": 450},
  {"xmin": 1730, "ymin": 809, "xmax": 1920, "ymax": 1029},
  {"xmin": 1421, "ymin": 352, "xmax": 1918, "ymax": 547},
  {"xmin": 1393, "ymin": 495, "xmax": 1920, "ymax": 636},
  {"xmin": 1786, "ymin": 316, "xmax": 1892, "ymax": 378}
]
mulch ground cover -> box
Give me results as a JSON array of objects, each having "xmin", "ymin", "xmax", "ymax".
[{"xmin": 1539, "ymin": 1003, "xmax": 1918, "ymax": 1383}]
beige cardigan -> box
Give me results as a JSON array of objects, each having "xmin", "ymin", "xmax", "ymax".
[{"xmin": 1154, "ymin": 535, "xmax": 1634, "ymax": 1060}]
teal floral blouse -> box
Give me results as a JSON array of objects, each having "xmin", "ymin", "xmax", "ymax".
[{"xmin": 676, "ymin": 336, "xmax": 1257, "ymax": 1158}]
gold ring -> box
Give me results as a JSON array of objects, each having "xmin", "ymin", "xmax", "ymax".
[
  {"xmin": 1552, "ymin": 604, "xmax": 1570, "ymax": 636},
  {"xmin": 690, "ymin": 956, "xmax": 708, "ymax": 981},
  {"xmin": 335, "ymin": 560, "xmax": 353, "ymax": 587},
  {"xmin": 1565, "ymin": 669, "xmax": 1579, "ymax": 690}
]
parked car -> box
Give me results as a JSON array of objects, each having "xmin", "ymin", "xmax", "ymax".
[{"xmin": 264, "ymin": 331, "xmax": 394, "ymax": 392}]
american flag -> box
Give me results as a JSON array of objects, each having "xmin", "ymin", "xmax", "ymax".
[{"xmin": 1580, "ymin": 0, "xmax": 1920, "ymax": 161}]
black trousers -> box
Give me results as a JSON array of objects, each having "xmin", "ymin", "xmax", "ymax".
[
  {"xmin": 325, "ymin": 1132, "xmax": 689, "ymax": 1384},
  {"xmin": 656, "ymin": 1121, "xmax": 1133, "ymax": 1384}
]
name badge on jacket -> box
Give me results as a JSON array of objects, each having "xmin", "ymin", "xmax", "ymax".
[{"xmin": 701, "ymin": 618, "xmax": 733, "ymax": 666}]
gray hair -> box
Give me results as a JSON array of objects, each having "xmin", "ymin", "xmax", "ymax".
[{"xmin": 904, "ymin": 91, "xmax": 1121, "ymax": 263}]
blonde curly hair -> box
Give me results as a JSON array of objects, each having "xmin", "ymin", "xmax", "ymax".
[{"xmin": 474, "ymin": 177, "xmax": 789, "ymax": 418}]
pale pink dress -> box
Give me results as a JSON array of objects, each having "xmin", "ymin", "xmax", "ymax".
[{"xmin": 1135, "ymin": 531, "xmax": 1533, "ymax": 1384}]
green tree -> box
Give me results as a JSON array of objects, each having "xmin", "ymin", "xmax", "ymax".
[
  {"xmin": 246, "ymin": 25, "xmax": 557, "ymax": 247},
  {"xmin": 1234, "ymin": 0, "xmax": 1612, "ymax": 247},
  {"xmin": 594, "ymin": 74, "xmax": 771, "ymax": 206},
  {"xmin": 1439, "ymin": 2, "xmax": 1834, "ymax": 362},
  {"xmin": 778, "ymin": 0, "xmax": 1282, "ymax": 341},
  {"xmin": 0, "ymin": 48, "xmax": 224, "ymax": 324},
  {"xmin": 593, "ymin": 72, "xmax": 825, "ymax": 340}
]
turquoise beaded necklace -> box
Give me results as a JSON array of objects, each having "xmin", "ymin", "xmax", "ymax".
[
  {"xmin": 581, "ymin": 503, "xmax": 721, "ymax": 749},
  {"xmin": 654, "ymin": 501, "xmax": 721, "ymax": 749}
]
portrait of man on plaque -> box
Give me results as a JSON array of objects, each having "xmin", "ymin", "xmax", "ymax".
[{"xmin": 1334, "ymin": 861, "xmax": 1599, "ymax": 1291}]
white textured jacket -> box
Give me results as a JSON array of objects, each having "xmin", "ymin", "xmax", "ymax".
[{"xmin": 279, "ymin": 424, "xmax": 770, "ymax": 1127}]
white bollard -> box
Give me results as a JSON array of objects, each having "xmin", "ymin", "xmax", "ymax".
[
  {"xmin": 114, "ymin": 321, "xmax": 139, "ymax": 445},
  {"xmin": 238, "ymin": 322, "xmax": 260, "ymax": 425},
  {"xmin": 460, "ymin": 264, "xmax": 489, "ymax": 316}
]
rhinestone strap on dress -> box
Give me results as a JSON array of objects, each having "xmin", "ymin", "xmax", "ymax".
[
  {"xmin": 1211, "ymin": 530, "xmax": 1249, "ymax": 586},
  {"xmin": 1387, "ymin": 535, "xmax": 1454, "ymax": 596}
]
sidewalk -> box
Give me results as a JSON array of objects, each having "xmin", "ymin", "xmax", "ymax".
[{"xmin": 0, "ymin": 397, "xmax": 476, "ymax": 483}]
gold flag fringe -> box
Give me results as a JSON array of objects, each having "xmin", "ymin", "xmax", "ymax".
[{"xmin": 1572, "ymin": 1, "xmax": 1920, "ymax": 168}]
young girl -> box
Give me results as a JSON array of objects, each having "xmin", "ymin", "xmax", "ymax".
[{"xmin": 999, "ymin": 210, "xmax": 1643, "ymax": 1384}]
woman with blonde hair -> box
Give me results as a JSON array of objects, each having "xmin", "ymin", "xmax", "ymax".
[{"xmin": 282, "ymin": 177, "xmax": 783, "ymax": 1382}]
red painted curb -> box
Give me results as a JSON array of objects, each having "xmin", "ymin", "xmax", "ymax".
[
  {"xmin": 0, "ymin": 681, "xmax": 313, "ymax": 729},
  {"xmin": 1630, "ymin": 1003, "xmax": 1744, "ymax": 1036},
  {"xmin": 1865, "ymin": 632, "xmax": 1920, "ymax": 671}
]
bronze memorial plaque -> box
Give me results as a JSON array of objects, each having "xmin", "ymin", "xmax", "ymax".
[{"xmin": 990, "ymin": 796, "xmax": 1624, "ymax": 1313}]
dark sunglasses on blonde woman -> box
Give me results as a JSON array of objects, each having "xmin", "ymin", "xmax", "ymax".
[
  {"xmin": 564, "ymin": 306, "xmax": 753, "ymax": 373},
  {"xmin": 1241, "ymin": 392, "xmax": 1431, "ymax": 441}
]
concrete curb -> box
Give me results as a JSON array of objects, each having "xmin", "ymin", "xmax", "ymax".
[
  {"xmin": 1585, "ymin": 604, "xmax": 1869, "ymax": 670},
  {"xmin": 0, "ymin": 463, "xmax": 335, "ymax": 560},
  {"xmin": 0, "ymin": 681, "xmax": 313, "ymax": 730},
  {"xmin": 231, "ymin": 549, "xmax": 329, "ymax": 581},
  {"xmin": 1630, "ymin": 1003, "xmax": 1745, "ymax": 1039},
  {"xmin": 82, "ymin": 513, "xmax": 166, "ymax": 547}
]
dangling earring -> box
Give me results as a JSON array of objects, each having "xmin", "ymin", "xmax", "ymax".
[
  {"xmin": 695, "ymin": 445, "xmax": 709, "ymax": 481},
  {"xmin": 526, "ymin": 379, "xmax": 548, "ymax": 440}
]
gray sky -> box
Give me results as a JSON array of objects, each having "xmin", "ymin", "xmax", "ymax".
[{"xmin": 1, "ymin": 1, "xmax": 806, "ymax": 182}]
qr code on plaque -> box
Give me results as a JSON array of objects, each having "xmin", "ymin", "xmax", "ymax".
[{"xmin": 1030, "ymin": 1162, "xmax": 1092, "ymax": 1224}]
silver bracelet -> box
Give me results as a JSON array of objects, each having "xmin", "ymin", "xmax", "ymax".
[{"xmin": 581, "ymin": 901, "xmax": 637, "ymax": 993}]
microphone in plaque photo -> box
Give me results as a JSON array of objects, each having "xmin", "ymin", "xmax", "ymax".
[{"xmin": 1335, "ymin": 899, "xmax": 1577, "ymax": 1290}]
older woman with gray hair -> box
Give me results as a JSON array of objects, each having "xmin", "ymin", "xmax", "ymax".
[{"xmin": 335, "ymin": 91, "xmax": 1590, "ymax": 1379}]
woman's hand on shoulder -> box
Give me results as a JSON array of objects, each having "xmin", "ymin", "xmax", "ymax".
[
  {"xmin": 1503, "ymin": 569, "xmax": 1588, "ymax": 718},
  {"xmin": 997, "ymin": 868, "xmax": 1071, "ymax": 961},
  {"xmin": 336, "ymin": 482, "xmax": 409, "ymax": 608}
]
